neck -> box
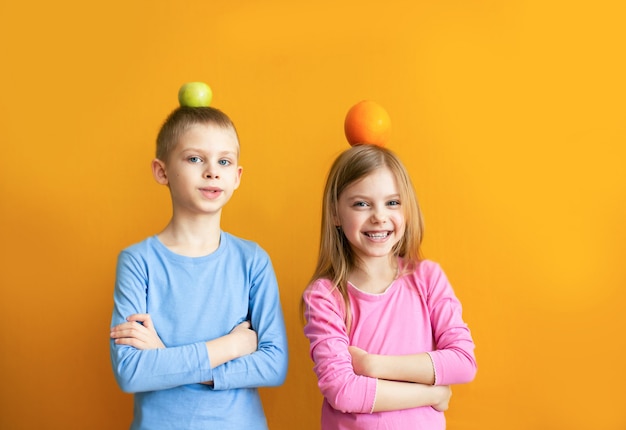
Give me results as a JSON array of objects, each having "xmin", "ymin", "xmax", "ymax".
[
  {"xmin": 158, "ymin": 212, "xmax": 222, "ymax": 257},
  {"xmin": 349, "ymin": 255, "xmax": 398, "ymax": 294}
]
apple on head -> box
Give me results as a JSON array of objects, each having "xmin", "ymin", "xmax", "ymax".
[{"xmin": 178, "ymin": 82, "xmax": 212, "ymax": 107}]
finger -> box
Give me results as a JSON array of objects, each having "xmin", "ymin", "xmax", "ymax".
[
  {"xmin": 110, "ymin": 324, "xmax": 133, "ymax": 336},
  {"xmin": 111, "ymin": 328, "xmax": 144, "ymax": 339},
  {"xmin": 138, "ymin": 316, "xmax": 155, "ymax": 330},
  {"xmin": 110, "ymin": 321, "xmax": 135, "ymax": 331},
  {"xmin": 112, "ymin": 321, "xmax": 146, "ymax": 333},
  {"xmin": 111, "ymin": 323, "xmax": 149, "ymax": 339},
  {"xmin": 114, "ymin": 337, "xmax": 146, "ymax": 348},
  {"xmin": 112, "ymin": 320, "xmax": 143, "ymax": 330},
  {"xmin": 237, "ymin": 321, "xmax": 251, "ymax": 330},
  {"xmin": 348, "ymin": 346, "xmax": 365, "ymax": 354},
  {"xmin": 126, "ymin": 313, "xmax": 151, "ymax": 324}
]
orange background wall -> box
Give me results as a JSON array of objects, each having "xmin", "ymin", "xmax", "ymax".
[{"xmin": 1, "ymin": 1, "xmax": 625, "ymax": 429}]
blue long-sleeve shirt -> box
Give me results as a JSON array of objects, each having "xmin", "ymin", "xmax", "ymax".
[{"xmin": 110, "ymin": 233, "xmax": 288, "ymax": 430}]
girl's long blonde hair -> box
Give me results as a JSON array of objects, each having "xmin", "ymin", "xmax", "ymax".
[{"xmin": 303, "ymin": 144, "xmax": 425, "ymax": 329}]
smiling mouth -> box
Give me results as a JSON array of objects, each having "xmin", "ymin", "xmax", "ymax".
[{"xmin": 364, "ymin": 231, "xmax": 391, "ymax": 239}]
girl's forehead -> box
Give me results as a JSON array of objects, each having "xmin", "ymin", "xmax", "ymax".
[
  {"xmin": 342, "ymin": 168, "xmax": 399, "ymax": 195},
  {"xmin": 354, "ymin": 167, "xmax": 395, "ymax": 184}
]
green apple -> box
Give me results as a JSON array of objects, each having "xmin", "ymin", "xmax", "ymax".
[{"xmin": 178, "ymin": 82, "xmax": 213, "ymax": 107}]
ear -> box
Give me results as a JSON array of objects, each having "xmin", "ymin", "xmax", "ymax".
[
  {"xmin": 151, "ymin": 158, "xmax": 169, "ymax": 185},
  {"xmin": 233, "ymin": 165, "xmax": 243, "ymax": 190}
]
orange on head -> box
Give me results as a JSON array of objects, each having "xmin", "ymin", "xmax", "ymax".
[{"xmin": 344, "ymin": 100, "xmax": 391, "ymax": 147}]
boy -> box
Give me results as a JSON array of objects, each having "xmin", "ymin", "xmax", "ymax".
[{"xmin": 110, "ymin": 106, "xmax": 288, "ymax": 429}]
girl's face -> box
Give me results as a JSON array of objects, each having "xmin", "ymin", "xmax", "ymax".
[{"xmin": 335, "ymin": 167, "xmax": 406, "ymax": 263}]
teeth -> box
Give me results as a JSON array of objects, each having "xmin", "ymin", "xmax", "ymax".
[{"xmin": 366, "ymin": 232, "xmax": 389, "ymax": 239}]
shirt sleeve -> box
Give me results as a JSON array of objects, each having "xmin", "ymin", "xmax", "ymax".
[
  {"xmin": 110, "ymin": 250, "xmax": 213, "ymax": 393},
  {"xmin": 211, "ymin": 246, "xmax": 288, "ymax": 390},
  {"xmin": 303, "ymin": 280, "xmax": 377, "ymax": 414},
  {"xmin": 423, "ymin": 262, "xmax": 477, "ymax": 385}
]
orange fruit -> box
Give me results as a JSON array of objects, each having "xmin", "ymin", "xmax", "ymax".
[{"xmin": 344, "ymin": 100, "xmax": 391, "ymax": 147}]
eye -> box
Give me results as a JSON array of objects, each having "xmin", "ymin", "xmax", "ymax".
[
  {"xmin": 218, "ymin": 159, "xmax": 231, "ymax": 166},
  {"xmin": 353, "ymin": 201, "xmax": 369, "ymax": 208},
  {"xmin": 188, "ymin": 156, "xmax": 202, "ymax": 163},
  {"xmin": 388, "ymin": 200, "xmax": 401, "ymax": 207}
]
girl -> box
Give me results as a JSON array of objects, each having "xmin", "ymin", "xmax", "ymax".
[{"xmin": 302, "ymin": 144, "xmax": 477, "ymax": 430}]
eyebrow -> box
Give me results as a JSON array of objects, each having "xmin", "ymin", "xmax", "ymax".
[
  {"xmin": 344, "ymin": 193, "xmax": 401, "ymax": 200},
  {"xmin": 181, "ymin": 148, "xmax": 238, "ymax": 157}
]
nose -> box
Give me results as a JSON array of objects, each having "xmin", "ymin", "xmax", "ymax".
[
  {"xmin": 204, "ymin": 166, "xmax": 220, "ymax": 179},
  {"xmin": 370, "ymin": 207, "xmax": 387, "ymax": 223}
]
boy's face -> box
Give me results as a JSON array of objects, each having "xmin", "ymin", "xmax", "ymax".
[{"xmin": 154, "ymin": 123, "xmax": 242, "ymax": 217}]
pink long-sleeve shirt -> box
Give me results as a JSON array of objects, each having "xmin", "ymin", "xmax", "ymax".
[{"xmin": 303, "ymin": 259, "xmax": 477, "ymax": 430}]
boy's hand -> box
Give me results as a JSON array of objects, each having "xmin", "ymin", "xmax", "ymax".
[
  {"xmin": 229, "ymin": 321, "xmax": 258, "ymax": 357},
  {"xmin": 110, "ymin": 313, "xmax": 165, "ymax": 350},
  {"xmin": 202, "ymin": 320, "xmax": 258, "ymax": 378}
]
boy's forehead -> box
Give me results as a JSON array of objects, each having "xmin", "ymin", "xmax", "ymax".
[
  {"xmin": 185, "ymin": 122, "xmax": 237, "ymax": 138},
  {"xmin": 179, "ymin": 123, "xmax": 240, "ymax": 150}
]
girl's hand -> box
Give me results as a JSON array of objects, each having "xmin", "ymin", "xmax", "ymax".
[
  {"xmin": 349, "ymin": 346, "xmax": 436, "ymax": 385},
  {"xmin": 432, "ymin": 385, "xmax": 452, "ymax": 412},
  {"xmin": 350, "ymin": 345, "xmax": 452, "ymax": 411},
  {"xmin": 110, "ymin": 313, "xmax": 165, "ymax": 350},
  {"xmin": 348, "ymin": 345, "xmax": 374, "ymax": 377}
]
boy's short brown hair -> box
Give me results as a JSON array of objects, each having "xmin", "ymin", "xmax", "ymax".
[{"xmin": 156, "ymin": 106, "xmax": 239, "ymax": 162}]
